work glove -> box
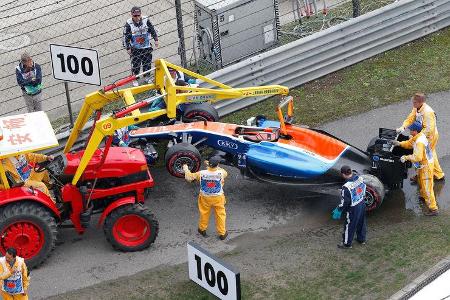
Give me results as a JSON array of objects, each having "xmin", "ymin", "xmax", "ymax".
[
  {"xmin": 400, "ymin": 156, "xmax": 407, "ymax": 163},
  {"xmin": 392, "ymin": 140, "xmax": 401, "ymax": 147},
  {"xmin": 396, "ymin": 127, "xmax": 405, "ymax": 134},
  {"xmin": 182, "ymin": 164, "xmax": 189, "ymax": 173},
  {"xmin": 332, "ymin": 207, "xmax": 342, "ymax": 220}
]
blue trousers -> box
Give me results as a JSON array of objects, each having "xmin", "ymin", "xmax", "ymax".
[{"xmin": 342, "ymin": 202, "xmax": 366, "ymax": 246}]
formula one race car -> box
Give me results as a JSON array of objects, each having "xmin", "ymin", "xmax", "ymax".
[{"xmin": 130, "ymin": 97, "xmax": 411, "ymax": 212}]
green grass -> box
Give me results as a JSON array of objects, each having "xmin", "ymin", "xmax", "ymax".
[
  {"xmin": 223, "ymin": 26, "xmax": 450, "ymax": 126},
  {"xmin": 161, "ymin": 216, "xmax": 450, "ymax": 300}
]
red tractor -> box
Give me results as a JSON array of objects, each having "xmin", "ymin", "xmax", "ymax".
[{"xmin": 0, "ymin": 105, "xmax": 160, "ymax": 268}]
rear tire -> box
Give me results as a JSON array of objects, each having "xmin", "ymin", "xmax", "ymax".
[
  {"xmin": 0, "ymin": 202, "xmax": 57, "ymax": 269},
  {"xmin": 165, "ymin": 142, "xmax": 201, "ymax": 177},
  {"xmin": 104, "ymin": 204, "xmax": 158, "ymax": 252},
  {"xmin": 183, "ymin": 103, "xmax": 219, "ymax": 122},
  {"xmin": 361, "ymin": 174, "xmax": 385, "ymax": 212}
]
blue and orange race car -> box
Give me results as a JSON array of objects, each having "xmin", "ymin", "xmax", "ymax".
[{"xmin": 130, "ymin": 97, "xmax": 410, "ymax": 212}]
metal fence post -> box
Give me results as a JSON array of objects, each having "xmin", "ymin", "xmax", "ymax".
[
  {"xmin": 175, "ymin": 0, "xmax": 187, "ymax": 67},
  {"xmin": 352, "ymin": 0, "xmax": 361, "ymax": 17},
  {"xmin": 64, "ymin": 82, "xmax": 74, "ymax": 128}
]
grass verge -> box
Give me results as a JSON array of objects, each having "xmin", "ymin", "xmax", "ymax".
[
  {"xmin": 51, "ymin": 212, "xmax": 450, "ymax": 299},
  {"xmin": 223, "ymin": 26, "xmax": 450, "ymax": 126}
]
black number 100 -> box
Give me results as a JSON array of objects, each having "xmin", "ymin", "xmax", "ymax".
[
  {"xmin": 56, "ymin": 53, "xmax": 93, "ymax": 76},
  {"xmin": 195, "ymin": 254, "xmax": 229, "ymax": 295}
]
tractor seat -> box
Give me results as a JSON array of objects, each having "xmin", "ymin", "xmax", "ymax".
[
  {"xmin": 233, "ymin": 127, "xmax": 280, "ymax": 142},
  {"xmin": 5, "ymin": 171, "xmax": 24, "ymax": 188}
]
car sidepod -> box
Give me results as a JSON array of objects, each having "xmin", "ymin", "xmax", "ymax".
[{"xmin": 245, "ymin": 141, "xmax": 372, "ymax": 185}]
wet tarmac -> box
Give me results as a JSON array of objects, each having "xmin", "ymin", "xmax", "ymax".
[
  {"xmin": 384, "ymin": 154, "xmax": 450, "ymax": 217},
  {"xmin": 31, "ymin": 157, "xmax": 449, "ymax": 299}
]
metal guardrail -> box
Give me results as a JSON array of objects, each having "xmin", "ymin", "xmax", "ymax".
[
  {"xmin": 48, "ymin": 0, "xmax": 450, "ymax": 154},
  {"xmin": 209, "ymin": 0, "xmax": 450, "ymax": 116}
]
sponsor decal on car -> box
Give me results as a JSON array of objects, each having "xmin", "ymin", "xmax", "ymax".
[{"xmin": 218, "ymin": 139, "xmax": 238, "ymax": 149}]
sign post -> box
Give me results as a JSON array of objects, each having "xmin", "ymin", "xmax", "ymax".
[
  {"xmin": 50, "ymin": 44, "xmax": 101, "ymax": 128},
  {"xmin": 64, "ymin": 82, "xmax": 74, "ymax": 127},
  {"xmin": 187, "ymin": 242, "xmax": 241, "ymax": 300}
]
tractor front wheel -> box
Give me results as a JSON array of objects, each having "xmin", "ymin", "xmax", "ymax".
[
  {"xmin": 104, "ymin": 204, "xmax": 158, "ymax": 252},
  {"xmin": 0, "ymin": 202, "xmax": 57, "ymax": 269}
]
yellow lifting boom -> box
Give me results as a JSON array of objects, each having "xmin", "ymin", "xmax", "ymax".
[{"xmin": 63, "ymin": 59, "xmax": 289, "ymax": 185}]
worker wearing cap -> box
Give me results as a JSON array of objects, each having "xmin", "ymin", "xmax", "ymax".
[
  {"xmin": 123, "ymin": 6, "xmax": 159, "ymax": 87},
  {"xmin": 396, "ymin": 93, "xmax": 444, "ymax": 182},
  {"xmin": 0, "ymin": 153, "xmax": 54, "ymax": 200},
  {"xmin": 182, "ymin": 157, "xmax": 229, "ymax": 240},
  {"xmin": 393, "ymin": 121, "xmax": 438, "ymax": 216},
  {"xmin": 332, "ymin": 165, "xmax": 367, "ymax": 249}
]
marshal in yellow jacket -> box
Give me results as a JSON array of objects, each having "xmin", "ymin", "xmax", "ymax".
[
  {"xmin": 401, "ymin": 102, "xmax": 444, "ymax": 179},
  {"xmin": 0, "ymin": 153, "xmax": 52, "ymax": 198}
]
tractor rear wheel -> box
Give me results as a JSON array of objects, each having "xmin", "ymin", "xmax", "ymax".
[
  {"xmin": 0, "ymin": 202, "xmax": 57, "ymax": 269},
  {"xmin": 104, "ymin": 204, "xmax": 158, "ymax": 252},
  {"xmin": 361, "ymin": 174, "xmax": 385, "ymax": 212},
  {"xmin": 183, "ymin": 103, "xmax": 219, "ymax": 122},
  {"xmin": 165, "ymin": 142, "xmax": 201, "ymax": 178}
]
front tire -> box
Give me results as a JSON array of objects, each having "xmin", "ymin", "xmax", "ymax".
[
  {"xmin": 0, "ymin": 202, "xmax": 57, "ymax": 269},
  {"xmin": 165, "ymin": 142, "xmax": 201, "ymax": 177},
  {"xmin": 104, "ymin": 204, "xmax": 158, "ymax": 252},
  {"xmin": 361, "ymin": 174, "xmax": 385, "ymax": 212}
]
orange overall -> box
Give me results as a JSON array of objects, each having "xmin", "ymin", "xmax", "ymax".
[
  {"xmin": 0, "ymin": 256, "xmax": 29, "ymax": 300},
  {"xmin": 184, "ymin": 166, "xmax": 228, "ymax": 235},
  {"xmin": 0, "ymin": 153, "xmax": 52, "ymax": 199},
  {"xmin": 400, "ymin": 133, "xmax": 438, "ymax": 211},
  {"xmin": 402, "ymin": 103, "xmax": 444, "ymax": 180}
]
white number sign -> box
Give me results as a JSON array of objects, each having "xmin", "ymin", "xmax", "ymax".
[
  {"xmin": 188, "ymin": 242, "xmax": 241, "ymax": 300},
  {"xmin": 50, "ymin": 44, "xmax": 101, "ymax": 85}
]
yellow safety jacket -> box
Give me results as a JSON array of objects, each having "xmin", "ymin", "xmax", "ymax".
[
  {"xmin": 185, "ymin": 166, "xmax": 228, "ymax": 196},
  {"xmin": 399, "ymin": 132, "xmax": 433, "ymax": 169},
  {"xmin": 402, "ymin": 103, "xmax": 438, "ymax": 145},
  {"xmin": 0, "ymin": 256, "xmax": 29, "ymax": 295},
  {"xmin": 0, "ymin": 153, "xmax": 48, "ymax": 189}
]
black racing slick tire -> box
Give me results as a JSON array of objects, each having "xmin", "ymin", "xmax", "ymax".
[
  {"xmin": 0, "ymin": 202, "xmax": 57, "ymax": 269},
  {"xmin": 183, "ymin": 103, "xmax": 220, "ymax": 122},
  {"xmin": 104, "ymin": 204, "xmax": 158, "ymax": 252},
  {"xmin": 165, "ymin": 142, "xmax": 201, "ymax": 178},
  {"xmin": 360, "ymin": 174, "xmax": 385, "ymax": 212}
]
